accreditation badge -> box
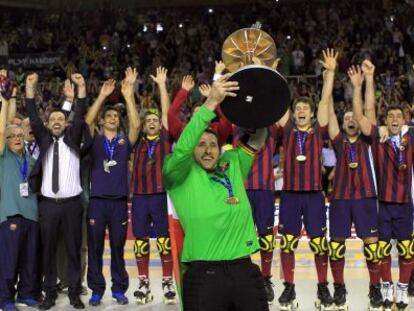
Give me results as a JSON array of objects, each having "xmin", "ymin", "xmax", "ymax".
[{"xmin": 20, "ymin": 182, "xmax": 29, "ymax": 197}]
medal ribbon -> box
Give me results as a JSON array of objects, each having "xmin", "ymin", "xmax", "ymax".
[
  {"xmin": 210, "ymin": 174, "xmax": 235, "ymax": 199},
  {"xmin": 145, "ymin": 138, "xmax": 158, "ymax": 161},
  {"xmin": 296, "ymin": 129, "xmax": 308, "ymax": 156},
  {"xmin": 346, "ymin": 137, "xmax": 357, "ymax": 163},
  {"xmin": 104, "ymin": 134, "xmax": 122, "ymax": 161},
  {"xmin": 390, "ymin": 133, "xmax": 404, "ymax": 167},
  {"xmin": 13, "ymin": 153, "xmax": 28, "ymax": 182}
]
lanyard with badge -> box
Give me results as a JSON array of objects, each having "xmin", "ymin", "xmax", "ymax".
[{"xmin": 13, "ymin": 153, "xmax": 29, "ymax": 197}]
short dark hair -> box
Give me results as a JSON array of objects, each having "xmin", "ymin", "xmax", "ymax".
[
  {"xmin": 102, "ymin": 105, "xmax": 120, "ymax": 119},
  {"xmin": 292, "ymin": 96, "xmax": 315, "ymax": 112},
  {"xmin": 386, "ymin": 104, "xmax": 404, "ymax": 116},
  {"xmin": 204, "ymin": 128, "xmax": 219, "ymax": 142},
  {"xmin": 47, "ymin": 108, "xmax": 67, "ymax": 121}
]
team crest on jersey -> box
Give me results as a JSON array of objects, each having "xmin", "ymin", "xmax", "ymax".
[
  {"xmin": 401, "ymin": 138, "xmax": 408, "ymax": 151},
  {"xmin": 9, "ymin": 223, "xmax": 17, "ymax": 231},
  {"xmin": 217, "ymin": 161, "xmax": 230, "ymax": 173},
  {"xmin": 118, "ymin": 138, "xmax": 125, "ymax": 145}
]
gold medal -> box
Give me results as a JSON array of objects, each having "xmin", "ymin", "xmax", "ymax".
[
  {"xmin": 226, "ymin": 196, "xmax": 240, "ymax": 205},
  {"xmin": 296, "ymin": 155, "xmax": 306, "ymax": 161},
  {"xmin": 349, "ymin": 162, "xmax": 358, "ymax": 169},
  {"xmin": 399, "ymin": 164, "xmax": 407, "ymax": 171},
  {"xmin": 400, "ymin": 145, "xmax": 406, "ymax": 151}
]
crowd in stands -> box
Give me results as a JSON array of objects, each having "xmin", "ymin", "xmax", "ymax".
[{"xmin": 1, "ymin": 0, "xmax": 414, "ymax": 127}]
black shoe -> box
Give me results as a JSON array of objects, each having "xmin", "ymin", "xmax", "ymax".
[
  {"xmin": 278, "ymin": 282, "xmax": 296, "ymax": 304},
  {"xmin": 317, "ymin": 282, "xmax": 334, "ymax": 307},
  {"xmin": 57, "ymin": 282, "xmax": 68, "ymax": 294},
  {"xmin": 38, "ymin": 296, "xmax": 56, "ymax": 310},
  {"xmin": 333, "ymin": 283, "xmax": 347, "ymax": 306},
  {"xmin": 409, "ymin": 270, "xmax": 414, "ymax": 296},
  {"xmin": 369, "ymin": 283, "xmax": 383, "ymax": 308},
  {"xmin": 69, "ymin": 296, "xmax": 85, "ymax": 309},
  {"xmin": 263, "ymin": 276, "xmax": 275, "ymax": 303}
]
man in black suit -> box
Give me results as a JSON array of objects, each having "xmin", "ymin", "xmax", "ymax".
[{"xmin": 25, "ymin": 72, "xmax": 88, "ymax": 310}]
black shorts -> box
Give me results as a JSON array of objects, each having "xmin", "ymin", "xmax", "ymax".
[{"xmin": 183, "ymin": 258, "xmax": 268, "ymax": 311}]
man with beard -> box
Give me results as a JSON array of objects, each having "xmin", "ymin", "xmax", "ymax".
[
  {"xmin": 25, "ymin": 72, "xmax": 88, "ymax": 310},
  {"xmin": 84, "ymin": 67, "xmax": 140, "ymax": 306},
  {"xmin": 327, "ymin": 60, "xmax": 383, "ymax": 310},
  {"xmin": 352, "ymin": 65, "xmax": 414, "ymax": 311},
  {"xmin": 163, "ymin": 74, "xmax": 269, "ymax": 311},
  {"xmin": 276, "ymin": 49, "xmax": 336, "ymax": 310},
  {"xmin": 129, "ymin": 66, "xmax": 176, "ymax": 305}
]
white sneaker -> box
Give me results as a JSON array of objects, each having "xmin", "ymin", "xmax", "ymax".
[
  {"xmin": 396, "ymin": 282, "xmax": 409, "ymax": 308},
  {"xmin": 382, "ymin": 282, "xmax": 395, "ymax": 305}
]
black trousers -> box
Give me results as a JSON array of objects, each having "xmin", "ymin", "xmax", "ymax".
[
  {"xmin": 39, "ymin": 196, "xmax": 83, "ymax": 297},
  {"xmin": 183, "ymin": 258, "xmax": 269, "ymax": 311},
  {"xmin": 0, "ymin": 216, "xmax": 39, "ymax": 307}
]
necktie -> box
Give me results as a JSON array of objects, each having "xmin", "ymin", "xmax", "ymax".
[
  {"xmin": 52, "ymin": 139, "xmax": 59, "ymax": 193},
  {"xmin": 27, "ymin": 142, "xmax": 34, "ymax": 155}
]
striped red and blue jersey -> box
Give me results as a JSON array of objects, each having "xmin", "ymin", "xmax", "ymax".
[
  {"xmin": 331, "ymin": 132, "xmax": 376, "ymax": 200},
  {"xmin": 282, "ymin": 120, "xmax": 327, "ymax": 191},
  {"xmin": 130, "ymin": 127, "xmax": 172, "ymax": 194},
  {"xmin": 233, "ymin": 125, "xmax": 279, "ymax": 191},
  {"xmin": 369, "ymin": 126, "xmax": 414, "ymax": 203}
]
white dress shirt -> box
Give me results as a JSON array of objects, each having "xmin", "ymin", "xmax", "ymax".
[{"xmin": 41, "ymin": 136, "xmax": 82, "ymax": 198}]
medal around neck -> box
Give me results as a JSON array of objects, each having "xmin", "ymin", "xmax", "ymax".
[
  {"xmin": 296, "ymin": 155, "xmax": 306, "ymax": 161},
  {"xmin": 226, "ymin": 196, "xmax": 240, "ymax": 205},
  {"xmin": 103, "ymin": 159, "xmax": 117, "ymax": 173},
  {"xmin": 399, "ymin": 163, "xmax": 407, "ymax": 171},
  {"xmin": 349, "ymin": 162, "xmax": 358, "ymax": 169}
]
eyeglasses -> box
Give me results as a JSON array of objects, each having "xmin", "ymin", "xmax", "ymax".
[{"xmin": 6, "ymin": 134, "xmax": 24, "ymax": 139}]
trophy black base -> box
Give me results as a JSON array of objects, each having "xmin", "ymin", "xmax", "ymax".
[{"xmin": 220, "ymin": 65, "xmax": 290, "ymax": 129}]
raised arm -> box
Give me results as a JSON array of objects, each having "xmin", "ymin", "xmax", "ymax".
[
  {"xmin": 85, "ymin": 79, "xmax": 116, "ymax": 137},
  {"xmin": 69, "ymin": 73, "xmax": 89, "ymax": 140},
  {"xmin": 150, "ymin": 66, "xmax": 170, "ymax": 130},
  {"xmin": 0, "ymin": 96, "xmax": 9, "ymax": 155},
  {"xmin": 318, "ymin": 48, "xmax": 338, "ymax": 127},
  {"xmin": 361, "ymin": 59, "xmax": 376, "ymax": 125},
  {"xmin": 163, "ymin": 74, "xmax": 239, "ymax": 188},
  {"xmin": 213, "ymin": 60, "xmax": 226, "ymax": 81},
  {"xmin": 25, "ymin": 73, "xmax": 48, "ymax": 141},
  {"xmin": 121, "ymin": 67, "xmax": 141, "ymax": 145},
  {"xmin": 6, "ymin": 87, "xmax": 17, "ymax": 124},
  {"xmin": 277, "ymin": 108, "xmax": 290, "ymax": 128},
  {"xmin": 328, "ymin": 96, "xmax": 340, "ymax": 140},
  {"xmin": 349, "ymin": 65, "xmax": 372, "ymax": 136},
  {"xmin": 167, "ymin": 75, "xmax": 194, "ymax": 140}
]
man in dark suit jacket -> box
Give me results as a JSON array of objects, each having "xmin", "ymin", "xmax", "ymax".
[{"xmin": 25, "ymin": 72, "xmax": 89, "ymax": 310}]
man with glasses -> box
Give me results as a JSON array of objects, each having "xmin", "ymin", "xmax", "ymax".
[{"xmin": 0, "ymin": 92, "xmax": 40, "ymax": 311}]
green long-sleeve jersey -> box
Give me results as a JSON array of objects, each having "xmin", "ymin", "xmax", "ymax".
[{"xmin": 163, "ymin": 105, "xmax": 260, "ymax": 262}]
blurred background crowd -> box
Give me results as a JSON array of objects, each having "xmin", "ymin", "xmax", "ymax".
[{"xmin": 1, "ymin": 0, "xmax": 414, "ymax": 196}]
